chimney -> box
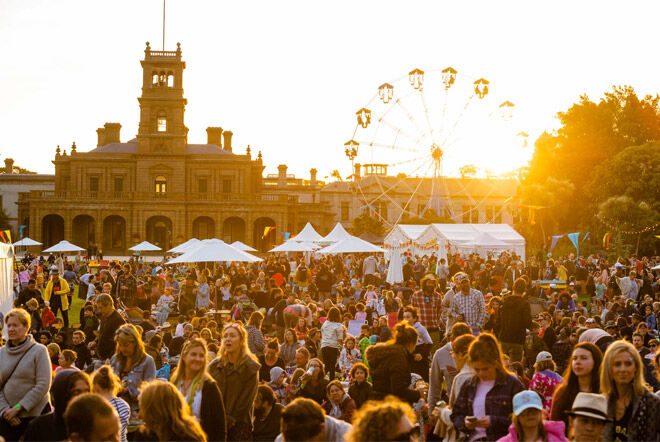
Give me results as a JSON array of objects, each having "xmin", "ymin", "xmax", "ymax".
[
  {"xmin": 278, "ymin": 164, "xmax": 288, "ymax": 187},
  {"xmin": 96, "ymin": 127, "xmax": 106, "ymax": 147},
  {"xmin": 4, "ymin": 158, "xmax": 14, "ymax": 174},
  {"xmin": 222, "ymin": 130, "xmax": 233, "ymax": 152},
  {"xmin": 310, "ymin": 168, "xmax": 317, "ymax": 187},
  {"xmin": 354, "ymin": 163, "xmax": 361, "ymax": 182},
  {"xmin": 104, "ymin": 123, "xmax": 121, "ymax": 143},
  {"xmin": 206, "ymin": 127, "xmax": 223, "ymax": 147}
]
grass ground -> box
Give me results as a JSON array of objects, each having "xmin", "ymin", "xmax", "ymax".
[{"xmin": 58, "ymin": 285, "xmax": 85, "ymax": 328}]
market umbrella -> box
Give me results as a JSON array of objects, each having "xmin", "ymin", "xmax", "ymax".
[
  {"xmin": 318, "ymin": 236, "xmax": 385, "ymax": 254},
  {"xmin": 167, "ymin": 239, "xmax": 262, "ymax": 264},
  {"xmin": 128, "ymin": 241, "xmax": 162, "ymax": 252},
  {"xmin": 167, "ymin": 238, "xmax": 200, "ymax": 254},
  {"xmin": 231, "ymin": 241, "xmax": 258, "ymax": 252},
  {"xmin": 42, "ymin": 240, "xmax": 85, "ymax": 254},
  {"xmin": 386, "ymin": 240, "xmax": 404, "ymax": 284},
  {"xmin": 269, "ymin": 241, "xmax": 315, "ymax": 253},
  {"xmin": 12, "ymin": 237, "xmax": 42, "ymax": 247}
]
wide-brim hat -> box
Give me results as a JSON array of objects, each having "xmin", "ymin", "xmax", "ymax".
[{"xmin": 566, "ymin": 393, "xmax": 612, "ymax": 422}]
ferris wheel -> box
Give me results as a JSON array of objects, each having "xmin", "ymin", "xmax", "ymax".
[{"xmin": 344, "ymin": 67, "xmax": 527, "ymax": 227}]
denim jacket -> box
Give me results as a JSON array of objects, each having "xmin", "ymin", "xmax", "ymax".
[
  {"xmin": 450, "ymin": 372, "xmax": 524, "ymax": 441},
  {"xmin": 110, "ymin": 353, "xmax": 156, "ymax": 409}
]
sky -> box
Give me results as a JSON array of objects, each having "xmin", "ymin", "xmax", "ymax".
[{"xmin": 2, "ymin": 0, "xmax": 660, "ymax": 180}]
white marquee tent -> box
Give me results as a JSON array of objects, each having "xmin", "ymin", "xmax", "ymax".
[
  {"xmin": 322, "ymin": 223, "xmax": 352, "ymax": 243},
  {"xmin": 413, "ymin": 223, "xmax": 526, "ymax": 261},
  {"xmin": 383, "ymin": 224, "xmax": 428, "ymax": 258},
  {"xmin": 292, "ymin": 222, "xmax": 324, "ymax": 243},
  {"xmin": 12, "ymin": 237, "xmax": 42, "ymax": 247},
  {"xmin": 0, "ymin": 243, "xmax": 13, "ymax": 322}
]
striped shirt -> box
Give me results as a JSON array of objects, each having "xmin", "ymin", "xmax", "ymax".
[{"xmin": 109, "ymin": 397, "xmax": 131, "ymax": 442}]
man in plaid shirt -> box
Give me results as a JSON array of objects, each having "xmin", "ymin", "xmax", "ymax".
[
  {"xmin": 450, "ymin": 272, "xmax": 486, "ymax": 331},
  {"xmin": 411, "ymin": 274, "xmax": 443, "ymax": 331}
]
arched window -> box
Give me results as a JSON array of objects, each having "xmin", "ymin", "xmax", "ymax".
[
  {"xmin": 157, "ymin": 111, "xmax": 167, "ymax": 132},
  {"xmin": 155, "ymin": 176, "xmax": 167, "ymax": 194},
  {"xmin": 167, "ymin": 73, "xmax": 174, "ymax": 87},
  {"xmin": 152, "ymin": 73, "xmax": 159, "ymax": 85}
]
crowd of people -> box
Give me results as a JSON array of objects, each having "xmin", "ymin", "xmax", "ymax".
[{"xmin": 1, "ymin": 249, "xmax": 660, "ymax": 441}]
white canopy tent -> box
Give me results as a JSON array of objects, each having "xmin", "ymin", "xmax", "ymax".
[
  {"xmin": 167, "ymin": 238, "xmax": 200, "ymax": 254},
  {"xmin": 269, "ymin": 241, "xmax": 315, "ymax": 253},
  {"xmin": 12, "ymin": 237, "xmax": 42, "ymax": 247},
  {"xmin": 129, "ymin": 241, "xmax": 162, "ymax": 252},
  {"xmin": 0, "ymin": 243, "xmax": 14, "ymax": 321},
  {"xmin": 318, "ymin": 236, "xmax": 385, "ymax": 254},
  {"xmin": 231, "ymin": 241, "xmax": 258, "ymax": 252},
  {"xmin": 322, "ymin": 223, "xmax": 353, "ymax": 243},
  {"xmin": 42, "ymin": 240, "xmax": 85, "ymax": 254},
  {"xmin": 413, "ymin": 223, "xmax": 526, "ymax": 261},
  {"xmin": 292, "ymin": 222, "xmax": 324, "ymax": 243},
  {"xmin": 167, "ymin": 239, "xmax": 262, "ymax": 264},
  {"xmin": 383, "ymin": 224, "xmax": 428, "ymax": 258}
]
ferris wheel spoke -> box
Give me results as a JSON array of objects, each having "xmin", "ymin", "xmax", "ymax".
[
  {"xmin": 394, "ymin": 99, "xmax": 431, "ymax": 145},
  {"xmin": 376, "ymin": 118, "xmax": 424, "ymax": 145},
  {"xmin": 392, "ymin": 160, "xmax": 435, "ymax": 225},
  {"xmin": 353, "ymin": 140, "xmax": 424, "ymax": 154},
  {"xmin": 388, "ymin": 155, "xmax": 430, "ymax": 167},
  {"xmin": 420, "ymin": 89, "xmax": 438, "ymax": 145},
  {"xmin": 363, "ymin": 157, "xmax": 432, "ymax": 208},
  {"xmin": 438, "ymin": 92, "xmax": 476, "ymax": 147},
  {"xmin": 438, "ymin": 86, "xmax": 449, "ymax": 142}
]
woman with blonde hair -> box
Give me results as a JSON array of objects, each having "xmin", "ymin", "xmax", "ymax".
[
  {"xmin": 600, "ymin": 340, "xmax": 660, "ymax": 441},
  {"xmin": 92, "ymin": 365, "xmax": 130, "ymax": 442},
  {"xmin": 135, "ymin": 380, "xmax": 207, "ymax": 441},
  {"xmin": 110, "ymin": 324, "xmax": 156, "ymax": 412},
  {"xmin": 170, "ymin": 339, "xmax": 226, "ymax": 441},
  {"xmin": 209, "ymin": 322, "xmax": 260, "ymax": 441}
]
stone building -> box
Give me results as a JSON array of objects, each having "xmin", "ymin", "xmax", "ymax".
[
  {"xmin": 21, "ymin": 43, "xmax": 330, "ymax": 253},
  {"xmin": 0, "ymin": 159, "xmax": 54, "ymax": 236}
]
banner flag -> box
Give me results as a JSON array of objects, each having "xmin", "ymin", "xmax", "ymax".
[
  {"xmin": 550, "ymin": 235, "xmax": 563, "ymax": 252},
  {"xmin": 582, "ymin": 232, "xmax": 590, "ymax": 242},
  {"xmin": 567, "ymin": 232, "xmax": 580, "ymax": 255}
]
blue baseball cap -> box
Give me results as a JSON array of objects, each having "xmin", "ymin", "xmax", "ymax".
[{"xmin": 513, "ymin": 390, "xmax": 543, "ymax": 416}]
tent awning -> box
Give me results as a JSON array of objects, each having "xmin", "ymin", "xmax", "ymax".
[
  {"xmin": 318, "ymin": 236, "xmax": 385, "ymax": 254},
  {"xmin": 167, "ymin": 239, "xmax": 262, "ymax": 263},
  {"xmin": 12, "ymin": 237, "xmax": 42, "ymax": 247},
  {"xmin": 129, "ymin": 241, "xmax": 162, "ymax": 252},
  {"xmin": 322, "ymin": 223, "xmax": 352, "ymax": 243},
  {"xmin": 292, "ymin": 222, "xmax": 324, "ymax": 242}
]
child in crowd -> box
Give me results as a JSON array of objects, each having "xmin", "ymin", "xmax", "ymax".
[
  {"xmin": 56, "ymin": 349, "xmax": 78, "ymax": 373},
  {"xmin": 156, "ymin": 287, "xmax": 175, "ymax": 326},
  {"xmin": 339, "ymin": 336, "xmax": 362, "ymax": 377},
  {"xmin": 268, "ymin": 367, "xmax": 288, "ymax": 405}
]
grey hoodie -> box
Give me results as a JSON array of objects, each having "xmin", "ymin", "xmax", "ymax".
[{"xmin": 0, "ymin": 335, "xmax": 52, "ymax": 417}]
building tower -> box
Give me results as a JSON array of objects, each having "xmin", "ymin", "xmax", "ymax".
[{"xmin": 137, "ymin": 41, "xmax": 188, "ymax": 155}]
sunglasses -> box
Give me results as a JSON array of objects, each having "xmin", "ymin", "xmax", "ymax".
[
  {"xmin": 388, "ymin": 424, "xmax": 420, "ymax": 442},
  {"xmin": 223, "ymin": 322, "xmax": 242, "ymax": 330}
]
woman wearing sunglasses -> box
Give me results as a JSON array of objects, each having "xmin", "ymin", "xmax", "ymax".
[{"xmin": 209, "ymin": 322, "xmax": 260, "ymax": 441}]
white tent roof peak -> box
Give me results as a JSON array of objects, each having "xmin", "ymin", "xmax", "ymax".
[
  {"xmin": 167, "ymin": 238, "xmax": 200, "ymax": 254},
  {"xmin": 323, "ymin": 223, "xmax": 352, "ymax": 243},
  {"xmin": 269, "ymin": 241, "xmax": 315, "ymax": 252},
  {"xmin": 129, "ymin": 241, "xmax": 162, "ymax": 252},
  {"xmin": 42, "ymin": 240, "xmax": 86, "ymax": 253},
  {"xmin": 12, "ymin": 237, "xmax": 42, "ymax": 247},
  {"xmin": 293, "ymin": 222, "xmax": 324, "ymax": 242},
  {"xmin": 167, "ymin": 238, "xmax": 261, "ymax": 264},
  {"xmin": 467, "ymin": 232, "xmax": 508, "ymax": 247}
]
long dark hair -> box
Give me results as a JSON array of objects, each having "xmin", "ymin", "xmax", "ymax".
[{"xmin": 551, "ymin": 342, "xmax": 602, "ymax": 419}]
